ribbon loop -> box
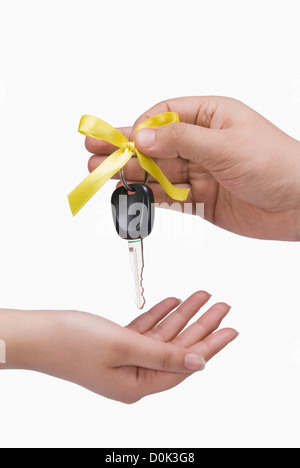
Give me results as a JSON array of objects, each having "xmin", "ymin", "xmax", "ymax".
[{"xmin": 68, "ymin": 112, "xmax": 190, "ymax": 216}]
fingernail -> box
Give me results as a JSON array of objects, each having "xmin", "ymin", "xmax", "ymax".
[
  {"xmin": 136, "ymin": 128, "xmax": 156, "ymax": 149},
  {"xmin": 177, "ymin": 298, "xmax": 183, "ymax": 305},
  {"xmin": 184, "ymin": 353, "xmax": 206, "ymax": 371}
]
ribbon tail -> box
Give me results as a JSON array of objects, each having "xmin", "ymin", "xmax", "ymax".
[
  {"xmin": 136, "ymin": 150, "xmax": 190, "ymax": 202},
  {"xmin": 68, "ymin": 148, "xmax": 132, "ymax": 216}
]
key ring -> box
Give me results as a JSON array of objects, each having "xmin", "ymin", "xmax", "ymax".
[{"xmin": 119, "ymin": 168, "xmax": 149, "ymax": 191}]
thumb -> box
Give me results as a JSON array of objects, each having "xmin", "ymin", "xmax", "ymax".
[
  {"xmin": 122, "ymin": 333, "xmax": 206, "ymax": 374},
  {"xmin": 135, "ymin": 122, "xmax": 225, "ymax": 169}
]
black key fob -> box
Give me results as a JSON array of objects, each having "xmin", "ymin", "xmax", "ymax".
[{"xmin": 111, "ymin": 184, "xmax": 155, "ymax": 240}]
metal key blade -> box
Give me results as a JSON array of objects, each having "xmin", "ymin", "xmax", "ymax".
[{"xmin": 128, "ymin": 239, "xmax": 145, "ymax": 309}]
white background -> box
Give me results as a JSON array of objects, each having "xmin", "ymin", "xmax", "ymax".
[{"xmin": 0, "ymin": 0, "xmax": 299, "ymax": 449}]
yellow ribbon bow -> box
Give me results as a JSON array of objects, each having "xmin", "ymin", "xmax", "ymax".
[{"xmin": 68, "ymin": 112, "xmax": 190, "ymax": 216}]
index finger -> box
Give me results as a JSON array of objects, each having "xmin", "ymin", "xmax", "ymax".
[
  {"xmin": 85, "ymin": 126, "xmax": 133, "ymax": 155},
  {"xmin": 130, "ymin": 96, "xmax": 223, "ymax": 140}
]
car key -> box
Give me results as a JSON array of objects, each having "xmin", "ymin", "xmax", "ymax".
[
  {"xmin": 128, "ymin": 239, "xmax": 145, "ymax": 309},
  {"xmin": 111, "ymin": 183, "xmax": 155, "ymax": 309}
]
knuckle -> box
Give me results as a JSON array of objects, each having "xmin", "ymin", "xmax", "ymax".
[
  {"xmin": 87, "ymin": 155, "xmax": 106, "ymax": 174},
  {"xmin": 87, "ymin": 156, "xmax": 96, "ymax": 173},
  {"xmin": 133, "ymin": 112, "xmax": 152, "ymax": 130},
  {"xmin": 206, "ymin": 132, "xmax": 239, "ymax": 172},
  {"xmin": 172, "ymin": 335, "xmax": 185, "ymax": 347},
  {"xmin": 194, "ymin": 320, "xmax": 207, "ymax": 335},
  {"xmin": 126, "ymin": 321, "xmax": 141, "ymax": 333},
  {"xmin": 168, "ymin": 122, "xmax": 188, "ymax": 142},
  {"xmin": 160, "ymin": 349, "xmax": 172, "ymax": 370},
  {"xmin": 85, "ymin": 136, "xmax": 93, "ymax": 152},
  {"xmin": 151, "ymin": 325, "xmax": 166, "ymax": 340}
]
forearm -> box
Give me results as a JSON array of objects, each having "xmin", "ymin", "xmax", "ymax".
[
  {"xmin": 292, "ymin": 139, "xmax": 300, "ymax": 241},
  {"xmin": 0, "ymin": 308, "xmax": 104, "ymax": 392},
  {"xmin": 0, "ymin": 308, "xmax": 65, "ymax": 372}
]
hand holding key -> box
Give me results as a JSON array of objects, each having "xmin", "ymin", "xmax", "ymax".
[
  {"xmin": 0, "ymin": 292, "xmax": 238, "ymax": 403},
  {"xmin": 87, "ymin": 96, "xmax": 300, "ymax": 241}
]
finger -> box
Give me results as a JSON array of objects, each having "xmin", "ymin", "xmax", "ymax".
[
  {"xmin": 137, "ymin": 327, "xmax": 239, "ymax": 397},
  {"xmin": 131, "ymin": 96, "xmax": 226, "ymax": 136},
  {"xmin": 190, "ymin": 328, "xmax": 239, "ymax": 362},
  {"xmin": 145, "ymin": 291, "xmax": 211, "ymax": 342},
  {"xmin": 85, "ymin": 126, "xmax": 133, "ymax": 154},
  {"xmin": 120, "ymin": 331, "xmax": 206, "ymax": 374},
  {"xmin": 135, "ymin": 122, "xmax": 226, "ymax": 171},
  {"xmin": 126, "ymin": 297, "xmax": 181, "ymax": 334},
  {"xmin": 172, "ymin": 302, "xmax": 232, "ymax": 348},
  {"xmin": 88, "ymin": 154, "xmax": 189, "ymax": 184},
  {"xmin": 115, "ymin": 181, "xmax": 192, "ymax": 208}
]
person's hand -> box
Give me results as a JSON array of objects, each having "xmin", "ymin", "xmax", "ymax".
[
  {"xmin": 0, "ymin": 292, "xmax": 238, "ymax": 403},
  {"xmin": 87, "ymin": 97, "xmax": 300, "ymax": 241}
]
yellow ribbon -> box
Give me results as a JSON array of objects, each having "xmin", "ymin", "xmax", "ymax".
[{"xmin": 68, "ymin": 112, "xmax": 190, "ymax": 216}]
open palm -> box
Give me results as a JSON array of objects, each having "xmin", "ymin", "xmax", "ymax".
[{"xmin": 112, "ymin": 292, "xmax": 237, "ymax": 403}]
